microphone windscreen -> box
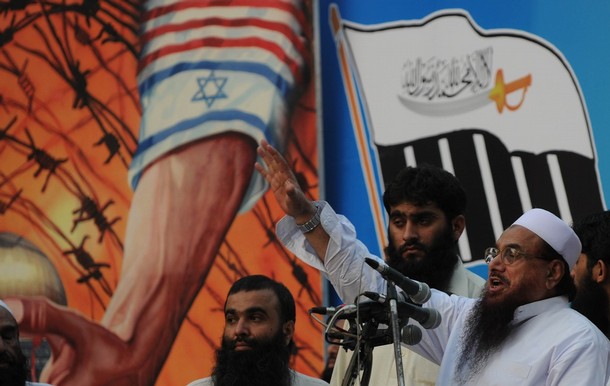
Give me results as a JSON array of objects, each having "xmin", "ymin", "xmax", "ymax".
[
  {"xmin": 421, "ymin": 308, "xmax": 442, "ymax": 329},
  {"xmin": 401, "ymin": 324, "xmax": 422, "ymax": 345}
]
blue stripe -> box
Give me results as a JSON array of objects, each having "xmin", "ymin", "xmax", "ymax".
[
  {"xmin": 130, "ymin": 109, "xmax": 271, "ymax": 189},
  {"xmin": 133, "ymin": 109, "xmax": 269, "ymax": 158},
  {"xmin": 139, "ymin": 60, "xmax": 293, "ymax": 99}
]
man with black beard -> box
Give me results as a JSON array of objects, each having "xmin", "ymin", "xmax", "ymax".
[
  {"xmin": 256, "ymin": 140, "xmax": 484, "ymax": 385},
  {"xmin": 571, "ymin": 211, "xmax": 610, "ymax": 339},
  {"xmin": 186, "ymin": 275, "xmax": 329, "ymax": 386},
  {"xmin": 256, "ymin": 141, "xmax": 610, "ymax": 385},
  {"xmin": 0, "ymin": 300, "xmax": 51, "ymax": 386}
]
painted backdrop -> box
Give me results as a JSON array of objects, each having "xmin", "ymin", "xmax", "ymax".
[{"xmin": 0, "ymin": 1, "xmax": 323, "ymax": 385}]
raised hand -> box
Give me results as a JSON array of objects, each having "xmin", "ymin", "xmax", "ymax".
[{"xmin": 255, "ymin": 139, "xmax": 317, "ymax": 222}]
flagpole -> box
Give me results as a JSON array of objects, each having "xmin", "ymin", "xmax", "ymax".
[{"xmin": 329, "ymin": 4, "xmax": 387, "ymax": 254}]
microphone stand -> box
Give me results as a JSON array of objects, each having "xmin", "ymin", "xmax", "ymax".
[
  {"xmin": 341, "ymin": 319, "xmax": 377, "ymax": 386},
  {"xmin": 339, "ymin": 281, "xmax": 407, "ymax": 386},
  {"xmin": 386, "ymin": 281, "xmax": 406, "ymax": 386}
]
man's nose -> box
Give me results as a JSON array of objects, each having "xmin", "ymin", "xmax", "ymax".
[
  {"xmin": 234, "ymin": 318, "xmax": 249, "ymax": 336},
  {"xmin": 402, "ymin": 221, "xmax": 418, "ymax": 241},
  {"xmin": 488, "ymin": 254, "xmax": 506, "ymax": 272}
]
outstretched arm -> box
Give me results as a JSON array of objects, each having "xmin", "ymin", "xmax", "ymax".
[
  {"xmin": 256, "ymin": 139, "xmax": 330, "ymax": 261},
  {"xmin": 10, "ymin": 134, "xmax": 257, "ymax": 386},
  {"xmin": 256, "ymin": 139, "xmax": 387, "ymax": 303}
]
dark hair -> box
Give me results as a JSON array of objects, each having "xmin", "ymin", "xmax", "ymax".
[
  {"xmin": 573, "ymin": 211, "xmax": 610, "ymax": 271},
  {"xmin": 382, "ymin": 164, "xmax": 467, "ymax": 220},
  {"xmin": 226, "ymin": 275, "xmax": 296, "ymax": 324},
  {"xmin": 538, "ymin": 239, "xmax": 576, "ymax": 301}
]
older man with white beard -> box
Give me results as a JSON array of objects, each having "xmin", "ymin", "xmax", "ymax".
[{"xmin": 431, "ymin": 208, "xmax": 610, "ymax": 384}]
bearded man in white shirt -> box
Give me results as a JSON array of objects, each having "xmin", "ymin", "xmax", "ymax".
[{"xmin": 186, "ymin": 275, "xmax": 329, "ymax": 386}]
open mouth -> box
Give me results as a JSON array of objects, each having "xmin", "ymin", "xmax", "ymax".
[{"xmin": 488, "ymin": 275, "xmax": 507, "ymax": 291}]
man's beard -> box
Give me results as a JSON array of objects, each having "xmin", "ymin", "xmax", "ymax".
[
  {"xmin": 385, "ymin": 223, "xmax": 458, "ymax": 291},
  {"xmin": 454, "ymin": 287, "xmax": 523, "ymax": 384},
  {"xmin": 571, "ymin": 274, "xmax": 610, "ymax": 338},
  {"xmin": 0, "ymin": 347, "xmax": 28, "ymax": 386},
  {"xmin": 211, "ymin": 331, "xmax": 292, "ymax": 386}
]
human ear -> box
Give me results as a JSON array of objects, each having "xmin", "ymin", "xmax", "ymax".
[
  {"xmin": 451, "ymin": 215, "xmax": 465, "ymax": 241},
  {"xmin": 545, "ymin": 260, "xmax": 564, "ymax": 290},
  {"xmin": 282, "ymin": 320, "xmax": 295, "ymax": 345},
  {"xmin": 593, "ymin": 260, "xmax": 608, "ymax": 283}
]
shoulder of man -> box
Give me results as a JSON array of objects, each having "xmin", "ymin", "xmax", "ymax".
[
  {"xmin": 448, "ymin": 260, "xmax": 486, "ymax": 298},
  {"xmin": 292, "ymin": 370, "xmax": 330, "ymax": 386}
]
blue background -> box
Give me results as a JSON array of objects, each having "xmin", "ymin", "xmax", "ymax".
[{"xmin": 316, "ymin": 1, "xmax": 610, "ymax": 302}]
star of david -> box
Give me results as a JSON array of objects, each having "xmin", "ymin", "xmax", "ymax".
[{"xmin": 192, "ymin": 70, "xmax": 228, "ymax": 108}]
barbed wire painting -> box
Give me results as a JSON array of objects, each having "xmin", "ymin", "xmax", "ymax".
[{"xmin": 0, "ymin": 1, "xmax": 323, "ymax": 384}]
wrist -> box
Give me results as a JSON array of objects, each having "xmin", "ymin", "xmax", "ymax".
[{"xmin": 296, "ymin": 202, "xmax": 322, "ymax": 233}]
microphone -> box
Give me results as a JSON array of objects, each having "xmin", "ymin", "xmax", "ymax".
[
  {"xmin": 362, "ymin": 291, "xmax": 393, "ymax": 303},
  {"xmin": 309, "ymin": 306, "xmax": 339, "ymax": 315},
  {"xmin": 401, "ymin": 324, "xmax": 422, "ymax": 345},
  {"xmin": 309, "ymin": 304, "xmax": 356, "ymax": 316},
  {"xmin": 364, "ymin": 257, "xmax": 431, "ymax": 304},
  {"xmin": 362, "ymin": 291, "xmax": 441, "ymax": 329},
  {"xmin": 397, "ymin": 301, "xmax": 441, "ymax": 329}
]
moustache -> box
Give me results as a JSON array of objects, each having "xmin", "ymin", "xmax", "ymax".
[
  {"xmin": 488, "ymin": 273, "xmax": 509, "ymax": 285},
  {"xmin": 398, "ymin": 241, "xmax": 426, "ymax": 255},
  {"xmin": 226, "ymin": 336, "xmax": 257, "ymax": 350}
]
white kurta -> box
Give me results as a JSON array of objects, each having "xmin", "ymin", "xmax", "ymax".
[{"xmin": 414, "ymin": 290, "xmax": 610, "ymax": 385}]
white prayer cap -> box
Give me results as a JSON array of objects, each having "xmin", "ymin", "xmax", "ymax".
[
  {"xmin": 0, "ymin": 299, "xmax": 14, "ymax": 317},
  {"xmin": 513, "ymin": 208, "xmax": 581, "ymax": 269}
]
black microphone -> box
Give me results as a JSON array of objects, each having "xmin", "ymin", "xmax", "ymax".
[
  {"xmin": 401, "ymin": 324, "xmax": 422, "ymax": 345},
  {"xmin": 361, "ymin": 291, "xmax": 441, "ymax": 329},
  {"xmin": 309, "ymin": 304, "xmax": 356, "ymax": 315},
  {"xmin": 309, "ymin": 306, "xmax": 339, "ymax": 315},
  {"xmin": 362, "ymin": 291, "xmax": 393, "ymax": 303},
  {"xmin": 397, "ymin": 301, "xmax": 441, "ymax": 329},
  {"xmin": 364, "ymin": 257, "xmax": 431, "ymax": 304},
  {"xmin": 362, "ymin": 291, "xmax": 411, "ymax": 304}
]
